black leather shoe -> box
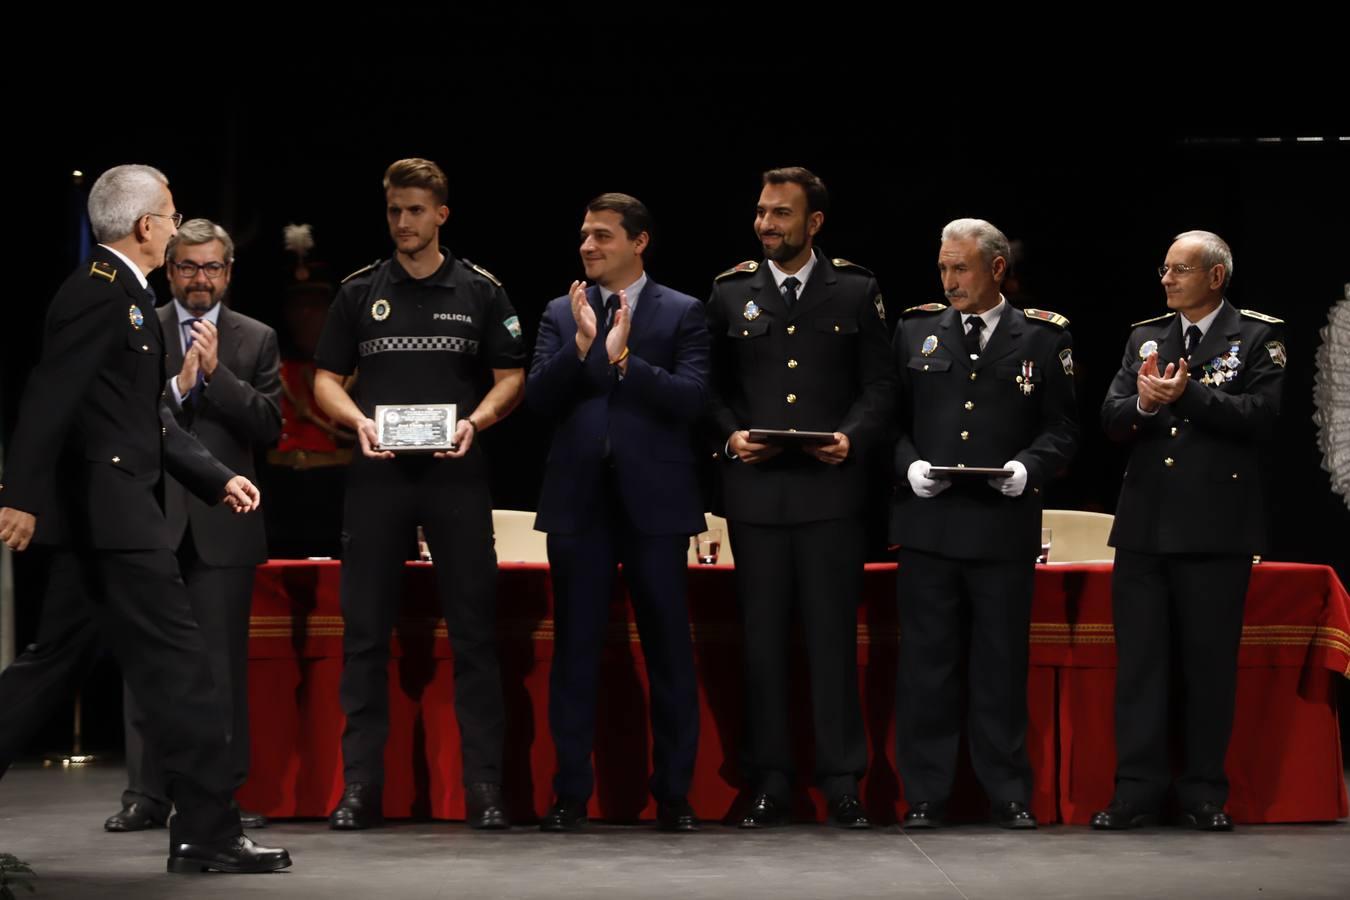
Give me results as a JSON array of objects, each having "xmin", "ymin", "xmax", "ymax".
[
  {"xmin": 329, "ymin": 783, "xmax": 383, "ymax": 830},
  {"xmin": 539, "ymin": 798, "xmax": 588, "ymax": 832},
  {"xmin": 738, "ymin": 793, "xmax": 789, "ymax": 829},
  {"xmin": 167, "ymin": 834, "xmax": 291, "ymax": 874},
  {"xmin": 238, "ymin": 810, "xmax": 268, "ymax": 829},
  {"xmin": 826, "ymin": 794, "xmax": 871, "ymax": 829},
  {"xmin": 105, "ymin": 801, "xmax": 167, "ymax": 832},
  {"xmin": 656, "ymin": 797, "xmax": 700, "ymax": 832},
  {"xmin": 465, "ymin": 782, "xmax": 510, "ymax": 830},
  {"xmin": 992, "ymin": 800, "xmax": 1038, "ymax": 829},
  {"xmin": 1090, "ymin": 798, "xmax": 1159, "ymax": 830},
  {"xmin": 902, "ymin": 800, "xmax": 945, "ymax": 829},
  {"xmin": 1180, "ymin": 801, "xmax": 1234, "ymax": 831}
]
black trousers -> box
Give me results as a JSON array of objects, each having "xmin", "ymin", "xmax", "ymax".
[
  {"xmin": 122, "ymin": 533, "xmax": 255, "ymax": 814},
  {"xmin": 1110, "ymin": 549, "xmax": 1251, "ymax": 810},
  {"xmin": 728, "ymin": 517, "xmax": 867, "ymax": 805},
  {"xmin": 895, "ymin": 548, "xmax": 1035, "ymax": 806},
  {"xmin": 545, "ymin": 469, "xmax": 698, "ymax": 804},
  {"xmin": 338, "ymin": 458, "xmax": 503, "ymax": 786},
  {"xmin": 0, "ymin": 548, "xmax": 239, "ymax": 844}
]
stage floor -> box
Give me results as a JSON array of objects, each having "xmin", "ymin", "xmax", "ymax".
[{"xmin": 1, "ymin": 763, "xmax": 1346, "ymax": 899}]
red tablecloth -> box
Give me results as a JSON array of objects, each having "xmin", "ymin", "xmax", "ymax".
[{"xmin": 239, "ymin": 560, "xmax": 1348, "ymax": 824}]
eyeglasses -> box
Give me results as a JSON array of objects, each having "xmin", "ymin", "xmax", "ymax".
[
  {"xmin": 171, "ymin": 261, "xmax": 228, "ymax": 279},
  {"xmin": 1157, "ymin": 263, "xmax": 1212, "ymax": 278},
  {"xmin": 146, "ymin": 212, "xmax": 184, "ymax": 228}
]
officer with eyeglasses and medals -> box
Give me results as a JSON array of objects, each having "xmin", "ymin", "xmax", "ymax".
[{"xmin": 1095, "ymin": 230, "xmax": 1286, "ymax": 832}]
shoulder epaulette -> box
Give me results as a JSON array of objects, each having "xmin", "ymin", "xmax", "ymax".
[
  {"xmin": 901, "ymin": 302, "xmax": 948, "ymax": 316},
  {"xmin": 341, "ymin": 261, "xmax": 381, "ymax": 284},
  {"xmin": 1131, "ymin": 311, "xmax": 1176, "ymax": 328},
  {"xmin": 464, "ymin": 259, "xmax": 503, "ymax": 288},
  {"xmin": 715, "ymin": 260, "xmax": 759, "ymax": 281},
  {"xmin": 1240, "ymin": 308, "xmax": 1284, "ymax": 324},
  {"xmin": 830, "ymin": 257, "xmax": 873, "ymax": 277},
  {"xmin": 89, "ymin": 261, "xmax": 117, "ymax": 283},
  {"xmin": 1023, "ymin": 307, "xmax": 1069, "ymax": 328}
]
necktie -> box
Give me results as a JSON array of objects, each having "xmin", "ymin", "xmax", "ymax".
[
  {"xmin": 964, "ymin": 315, "xmax": 985, "ymax": 359},
  {"xmin": 780, "ymin": 276, "xmax": 800, "ymax": 308},
  {"xmin": 1184, "ymin": 324, "xmax": 1203, "ymax": 359}
]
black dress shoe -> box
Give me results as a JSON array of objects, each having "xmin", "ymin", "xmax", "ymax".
[
  {"xmin": 329, "ymin": 783, "xmax": 383, "ymax": 830},
  {"xmin": 465, "ymin": 782, "xmax": 510, "ymax": 830},
  {"xmin": 902, "ymin": 800, "xmax": 945, "ymax": 829},
  {"xmin": 105, "ymin": 801, "xmax": 167, "ymax": 832},
  {"xmin": 539, "ymin": 798, "xmax": 588, "ymax": 832},
  {"xmin": 167, "ymin": 834, "xmax": 291, "ymax": 874},
  {"xmin": 991, "ymin": 800, "xmax": 1038, "ymax": 829},
  {"xmin": 1090, "ymin": 798, "xmax": 1159, "ymax": 830},
  {"xmin": 656, "ymin": 797, "xmax": 700, "ymax": 832},
  {"xmin": 238, "ymin": 810, "xmax": 268, "ymax": 829},
  {"xmin": 826, "ymin": 794, "xmax": 871, "ymax": 829},
  {"xmin": 1180, "ymin": 801, "xmax": 1234, "ymax": 832},
  {"xmin": 738, "ymin": 793, "xmax": 789, "ymax": 829}
]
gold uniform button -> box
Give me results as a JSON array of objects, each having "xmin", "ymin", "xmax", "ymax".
[
  {"xmin": 161, "ymin": 426, "xmax": 167, "ymax": 436},
  {"xmin": 1170, "ymin": 426, "xmax": 1178, "ymax": 437},
  {"xmin": 742, "ymin": 329, "xmax": 749, "ymax": 336},
  {"xmin": 112, "ymin": 456, "xmax": 121, "ymax": 463},
  {"xmin": 969, "ymin": 372, "xmax": 978, "ymax": 381},
  {"xmin": 141, "ymin": 344, "xmax": 149, "ymax": 351},
  {"xmin": 1164, "ymin": 457, "xmax": 1175, "ymax": 467},
  {"xmin": 786, "ymin": 325, "xmax": 796, "ymax": 335},
  {"xmin": 788, "ymin": 359, "xmax": 798, "ymax": 368},
  {"xmin": 960, "ymin": 431, "xmax": 970, "ymax": 441},
  {"xmin": 786, "ymin": 393, "xmax": 797, "ymax": 404},
  {"xmin": 833, "ymin": 324, "xmax": 840, "ymax": 332},
  {"xmin": 1231, "ymin": 472, "xmax": 1239, "ymax": 480},
  {"xmin": 964, "ymin": 401, "xmax": 975, "ymax": 411}
]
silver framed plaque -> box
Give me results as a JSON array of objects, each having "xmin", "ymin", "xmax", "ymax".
[{"xmin": 373, "ymin": 404, "xmax": 458, "ymax": 452}]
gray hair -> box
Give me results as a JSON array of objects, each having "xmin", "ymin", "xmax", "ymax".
[
  {"xmin": 1174, "ymin": 229, "xmax": 1233, "ymax": 289},
  {"xmin": 167, "ymin": 218, "xmax": 235, "ymax": 265},
  {"xmin": 87, "ymin": 164, "xmax": 169, "ymax": 243},
  {"xmin": 941, "ymin": 218, "xmax": 1011, "ymax": 270}
]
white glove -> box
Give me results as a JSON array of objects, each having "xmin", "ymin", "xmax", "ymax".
[
  {"xmin": 990, "ymin": 459, "xmax": 1028, "ymax": 497},
  {"xmin": 907, "ymin": 460, "xmax": 950, "ymax": 499}
]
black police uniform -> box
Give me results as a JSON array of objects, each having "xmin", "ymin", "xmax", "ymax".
[
  {"xmin": 705, "ymin": 248, "xmax": 894, "ymax": 807},
  {"xmin": 1101, "ymin": 302, "xmax": 1285, "ymax": 813},
  {"xmin": 314, "ymin": 249, "xmax": 526, "ymax": 788},
  {"xmin": 889, "ymin": 300, "xmax": 1078, "ymax": 809}
]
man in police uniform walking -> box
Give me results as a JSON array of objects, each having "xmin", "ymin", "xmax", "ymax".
[
  {"xmin": 313, "ymin": 158, "xmax": 526, "ymax": 830},
  {"xmin": 890, "ymin": 218, "xmax": 1078, "ymax": 830},
  {"xmin": 706, "ymin": 166, "xmax": 893, "ymax": 829},
  {"xmin": 1092, "ymin": 230, "xmax": 1285, "ymax": 832}
]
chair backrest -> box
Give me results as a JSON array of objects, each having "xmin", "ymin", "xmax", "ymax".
[
  {"xmin": 1040, "ymin": 509, "xmax": 1115, "ymax": 562},
  {"xmin": 687, "ymin": 512, "xmax": 735, "ymax": 566},
  {"xmin": 492, "ymin": 509, "xmax": 550, "ymax": 563}
]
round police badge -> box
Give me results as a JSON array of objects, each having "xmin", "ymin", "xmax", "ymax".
[
  {"xmin": 743, "ymin": 300, "xmax": 761, "ymax": 321},
  {"xmin": 128, "ymin": 304, "xmax": 144, "ymax": 328},
  {"xmin": 371, "ymin": 298, "xmax": 391, "ymax": 321},
  {"xmin": 1138, "ymin": 339, "xmax": 1158, "ymax": 360},
  {"xmin": 921, "ymin": 335, "xmax": 939, "ymax": 356}
]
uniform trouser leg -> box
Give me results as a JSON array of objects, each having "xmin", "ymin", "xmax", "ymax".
[
  {"xmin": 546, "ymin": 495, "xmax": 619, "ymax": 802},
  {"xmin": 793, "ymin": 517, "xmax": 866, "ymax": 801},
  {"xmin": 420, "ymin": 479, "xmax": 504, "ymax": 786},
  {"xmin": 90, "ymin": 549, "xmax": 239, "ymax": 845},
  {"xmin": 964, "ymin": 557, "xmax": 1035, "ymax": 805},
  {"xmin": 338, "ymin": 475, "xmax": 416, "ymax": 786},
  {"xmin": 124, "ymin": 544, "xmax": 256, "ymax": 807},
  {"xmin": 729, "ymin": 521, "xmax": 797, "ymax": 805},
  {"xmin": 1110, "ymin": 549, "xmax": 1172, "ymax": 808},
  {"xmin": 622, "ymin": 526, "xmax": 699, "ymax": 803},
  {"xmin": 895, "ymin": 548, "xmax": 964, "ymax": 804},
  {"xmin": 0, "ymin": 550, "xmax": 101, "ymax": 776},
  {"xmin": 1170, "ymin": 554, "xmax": 1250, "ymax": 809}
]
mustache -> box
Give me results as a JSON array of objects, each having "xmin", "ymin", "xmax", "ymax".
[{"xmin": 944, "ymin": 289, "xmax": 968, "ymax": 299}]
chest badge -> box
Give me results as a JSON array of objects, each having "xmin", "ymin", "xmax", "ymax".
[
  {"xmin": 1017, "ymin": 360, "xmax": 1036, "ymax": 395},
  {"xmin": 921, "ymin": 334, "xmax": 939, "ymax": 356},
  {"xmin": 128, "ymin": 304, "xmax": 144, "ymax": 329},
  {"xmin": 1138, "ymin": 339, "xmax": 1158, "ymax": 360},
  {"xmin": 743, "ymin": 299, "xmax": 761, "ymax": 321},
  {"xmin": 371, "ymin": 298, "xmax": 392, "ymax": 322}
]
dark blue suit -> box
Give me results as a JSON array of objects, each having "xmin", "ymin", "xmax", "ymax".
[{"xmin": 527, "ymin": 279, "xmax": 709, "ymax": 804}]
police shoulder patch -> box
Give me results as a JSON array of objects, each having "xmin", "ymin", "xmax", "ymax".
[
  {"xmin": 1131, "ymin": 311, "xmax": 1176, "ymax": 328},
  {"xmin": 901, "ymin": 302, "xmax": 949, "ymax": 316},
  {"xmin": 831, "ymin": 257, "xmax": 874, "ymax": 277},
  {"xmin": 1023, "ymin": 307, "xmax": 1069, "ymax": 328},
  {"xmin": 715, "ymin": 260, "xmax": 759, "ymax": 281},
  {"xmin": 465, "ymin": 259, "xmax": 503, "ymax": 288},
  {"xmin": 1240, "ymin": 308, "xmax": 1284, "ymax": 325},
  {"xmin": 341, "ymin": 260, "xmax": 381, "ymax": 284},
  {"xmin": 89, "ymin": 261, "xmax": 117, "ymax": 283}
]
